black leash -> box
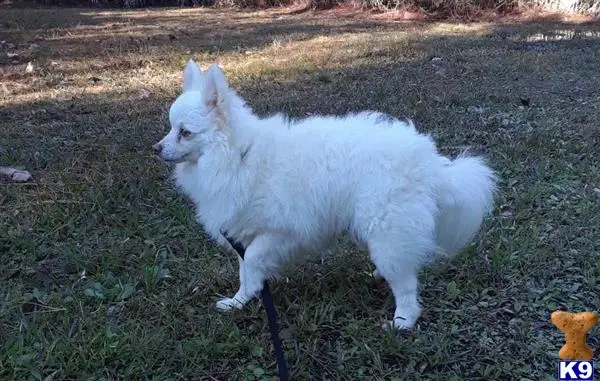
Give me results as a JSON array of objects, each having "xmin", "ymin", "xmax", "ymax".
[{"xmin": 222, "ymin": 231, "xmax": 290, "ymax": 381}]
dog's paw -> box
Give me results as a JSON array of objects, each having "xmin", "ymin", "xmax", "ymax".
[
  {"xmin": 382, "ymin": 316, "xmax": 415, "ymax": 331},
  {"xmin": 216, "ymin": 297, "xmax": 244, "ymax": 311},
  {"xmin": 382, "ymin": 306, "xmax": 422, "ymax": 331}
]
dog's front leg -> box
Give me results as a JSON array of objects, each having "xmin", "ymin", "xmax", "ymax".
[{"xmin": 216, "ymin": 234, "xmax": 279, "ymax": 311}]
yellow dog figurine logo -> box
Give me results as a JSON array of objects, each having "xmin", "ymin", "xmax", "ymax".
[{"xmin": 551, "ymin": 310, "xmax": 598, "ymax": 360}]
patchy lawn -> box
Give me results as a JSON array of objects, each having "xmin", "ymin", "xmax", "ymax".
[{"xmin": 1, "ymin": 6, "xmax": 600, "ymax": 380}]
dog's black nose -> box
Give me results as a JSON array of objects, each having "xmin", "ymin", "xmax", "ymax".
[{"xmin": 153, "ymin": 143, "xmax": 162, "ymax": 155}]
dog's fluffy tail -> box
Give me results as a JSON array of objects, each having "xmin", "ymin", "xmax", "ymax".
[{"xmin": 435, "ymin": 154, "xmax": 497, "ymax": 256}]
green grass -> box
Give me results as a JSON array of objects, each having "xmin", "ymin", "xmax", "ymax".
[{"xmin": 1, "ymin": 6, "xmax": 600, "ymax": 380}]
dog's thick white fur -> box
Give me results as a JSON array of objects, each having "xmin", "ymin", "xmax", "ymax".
[{"xmin": 154, "ymin": 59, "xmax": 497, "ymax": 329}]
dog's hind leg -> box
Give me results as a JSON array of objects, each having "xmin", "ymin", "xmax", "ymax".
[
  {"xmin": 216, "ymin": 233, "xmax": 286, "ymax": 311},
  {"xmin": 367, "ymin": 229, "xmax": 434, "ymax": 330}
]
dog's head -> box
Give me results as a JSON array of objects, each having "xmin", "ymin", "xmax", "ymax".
[{"xmin": 153, "ymin": 59, "xmax": 234, "ymax": 163}]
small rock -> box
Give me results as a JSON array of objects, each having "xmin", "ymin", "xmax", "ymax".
[
  {"xmin": 12, "ymin": 171, "xmax": 32, "ymax": 182},
  {"xmin": 30, "ymin": 43, "xmax": 40, "ymax": 49},
  {"xmin": 7, "ymin": 52, "xmax": 18, "ymax": 58},
  {"xmin": 593, "ymin": 188, "xmax": 600, "ymax": 201},
  {"xmin": 431, "ymin": 57, "xmax": 443, "ymax": 62},
  {"xmin": 502, "ymin": 118, "xmax": 510, "ymax": 126},
  {"xmin": 25, "ymin": 62, "xmax": 34, "ymax": 73}
]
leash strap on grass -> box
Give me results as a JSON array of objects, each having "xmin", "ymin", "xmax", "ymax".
[{"xmin": 222, "ymin": 231, "xmax": 290, "ymax": 381}]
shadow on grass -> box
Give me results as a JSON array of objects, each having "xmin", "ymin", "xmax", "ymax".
[
  {"xmin": 2, "ymin": 8, "xmax": 599, "ymax": 101},
  {"xmin": 1, "ymin": 9, "xmax": 600, "ymax": 380},
  {"xmin": 0, "ymin": 7, "xmax": 396, "ymax": 68},
  {"xmin": 2, "ymin": 6, "xmax": 597, "ymax": 71}
]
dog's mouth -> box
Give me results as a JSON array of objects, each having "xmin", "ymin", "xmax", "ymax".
[{"xmin": 160, "ymin": 152, "xmax": 201, "ymax": 164}]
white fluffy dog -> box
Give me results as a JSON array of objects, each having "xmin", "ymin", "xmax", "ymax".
[{"xmin": 154, "ymin": 59, "xmax": 497, "ymax": 329}]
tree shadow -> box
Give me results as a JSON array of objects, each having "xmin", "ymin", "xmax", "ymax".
[
  {"xmin": 2, "ymin": 15, "xmax": 599, "ymax": 172},
  {"xmin": 0, "ymin": 7, "xmax": 404, "ymax": 66}
]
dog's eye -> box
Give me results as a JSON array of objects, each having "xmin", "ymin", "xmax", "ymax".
[{"xmin": 180, "ymin": 129, "xmax": 192, "ymax": 138}]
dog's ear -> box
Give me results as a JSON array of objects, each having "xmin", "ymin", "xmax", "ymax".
[
  {"xmin": 203, "ymin": 64, "xmax": 229, "ymax": 108},
  {"xmin": 183, "ymin": 58, "xmax": 203, "ymax": 93}
]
